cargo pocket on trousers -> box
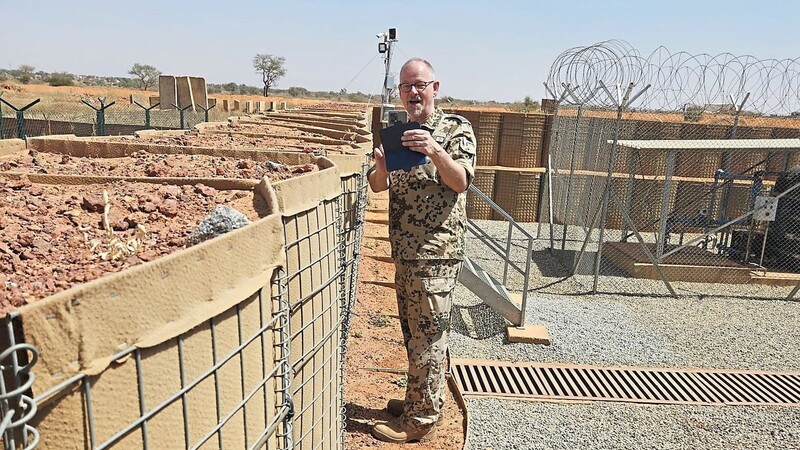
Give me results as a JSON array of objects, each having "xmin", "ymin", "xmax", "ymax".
[{"xmin": 418, "ymin": 276, "xmax": 456, "ymax": 336}]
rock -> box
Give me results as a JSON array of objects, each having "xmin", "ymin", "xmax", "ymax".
[
  {"xmin": 236, "ymin": 159, "xmax": 254, "ymax": 169},
  {"xmin": 187, "ymin": 205, "xmax": 250, "ymax": 245},
  {"xmin": 106, "ymin": 210, "xmax": 131, "ymax": 231},
  {"xmin": 140, "ymin": 202, "xmax": 158, "ymax": 213},
  {"xmin": 159, "ymin": 199, "xmax": 179, "ymax": 217},
  {"xmin": 82, "ymin": 194, "xmax": 105, "ymax": 212},
  {"xmin": 17, "ymin": 232, "xmax": 35, "ymax": 247},
  {"xmin": 194, "ymin": 184, "xmax": 217, "ymax": 197},
  {"xmin": 158, "ymin": 185, "xmax": 182, "ymax": 199}
]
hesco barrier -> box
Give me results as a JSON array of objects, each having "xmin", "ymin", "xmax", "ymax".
[{"xmin": 1, "ymin": 108, "xmax": 370, "ymax": 450}]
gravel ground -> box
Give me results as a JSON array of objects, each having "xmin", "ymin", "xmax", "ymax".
[
  {"xmin": 451, "ymin": 219, "xmax": 800, "ymax": 450},
  {"xmin": 464, "ymin": 399, "xmax": 800, "ymax": 450}
]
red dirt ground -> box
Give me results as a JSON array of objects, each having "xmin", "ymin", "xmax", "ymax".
[
  {"xmin": 0, "ymin": 176, "xmax": 273, "ymax": 315},
  {"xmin": 1, "ymin": 148, "xmax": 315, "ymax": 180},
  {"xmin": 105, "ymin": 131, "xmax": 354, "ymax": 154}
]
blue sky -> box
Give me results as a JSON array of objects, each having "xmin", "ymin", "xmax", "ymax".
[{"xmin": 3, "ymin": 0, "xmax": 798, "ymax": 102}]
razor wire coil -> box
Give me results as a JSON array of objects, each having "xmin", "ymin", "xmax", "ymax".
[{"xmin": 546, "ymin": 40, "xmax": 800, "ymax": 115}]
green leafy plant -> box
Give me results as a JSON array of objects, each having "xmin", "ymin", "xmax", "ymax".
[
  {"xmin": 391, "ymin": 375, "xmax": 407, "ymax": 388},
  {"xmin": 48, "ymin": 72, "xmax": 74, "ymax": 87},
  {"xmin": 368, "ymin": 314, "xmax": 390, "ymax": 328}
]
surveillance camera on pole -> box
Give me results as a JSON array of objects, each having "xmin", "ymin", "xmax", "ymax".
[{"xmin": 377, "ymin": 28, "xmax": 399, "ymax": 126}]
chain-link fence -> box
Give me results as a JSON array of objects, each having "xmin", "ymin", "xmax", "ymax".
[
  {"xmin": 536, "ymin": 41, "xmax": 800, "ymax": 300},
  {"xmin": 0, "ymin": 95, "xmax": 231, "ymax": 139}
]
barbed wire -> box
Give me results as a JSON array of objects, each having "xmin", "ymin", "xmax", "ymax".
[{"xmin": 545, "ymin": 40, "xmax": 800, "ymax": 115}]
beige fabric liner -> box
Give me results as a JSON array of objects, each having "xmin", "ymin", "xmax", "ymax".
[
  {"xmin": 23, "ymin": 135, "xmax": 336, "ymax": 166},
  {"xmin": 273, "ymin": 157, "xmax": 343, "ymax": 217},
  {"xmin": 0, "ymin": 138, "xmax": 26, "ymax": 156}
]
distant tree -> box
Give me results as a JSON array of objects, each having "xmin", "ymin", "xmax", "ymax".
[
  {"xmin": 118, "ymin": 78, "xmax": 137, "ymax": 89},
  {"xmin": 223, "ymin": 82, "xmax": 239, "ymax": 93},
  {"xmin": 17, "ymin": 65, "xmax": 35, "ymax": 84},
  {"xmin": 47, "ymin": 72, "xmax": 74, "ymax": 87},
  {"xmin": 287, "ymin": 86, "xmax": 310, "ymax": 97},
  {"xmin": 252, "ymin": 54, "xmax": 286, "ymax": 97},
  {"xmin": 238, "ymin": 83, "xmax": 260, "ymax": 95},
  {"xmin": 128, "ymin": 63, "xmax": 161, "ymax": 91},
  {"xmin": 510, "ymin": 96, "xmax": 539, "ymax": 113}
]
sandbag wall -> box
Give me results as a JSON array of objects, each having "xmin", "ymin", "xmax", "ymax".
[
  {"xmin": 446, "ymin": 110, "xmax": 550, "ymax": 223},
  {"xmin": 0, "ymin": 108, "xmax": 370, "ymax": 450}
]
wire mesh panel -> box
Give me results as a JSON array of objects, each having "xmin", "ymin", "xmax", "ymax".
[
  {"xmin": 282, "ymin": 198, "xmax": 344, "ymax": 450},
  {"xmin": 467, "ymin": 168, "xmax": 496, "ymax": 220},
  {"xmin": 20, "ymin": 278, "xmax": 289, "ymax": 450},
  {"xmin": 338, "ymin": 165, "xmax": 369, "ymax": 342},
  {"xmin": 546, "ymin": 106, "xmax": 800, "ymax": 297}
]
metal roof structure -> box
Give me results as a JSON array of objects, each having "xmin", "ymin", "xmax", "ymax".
[{"xmin": 611, "ymin": 138, "xmax": 800, "ymax": 152}]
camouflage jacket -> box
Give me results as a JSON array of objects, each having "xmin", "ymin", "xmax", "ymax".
[{"xmin": 388, "ymin": 108, "xmax": 477, "ymax": 261}]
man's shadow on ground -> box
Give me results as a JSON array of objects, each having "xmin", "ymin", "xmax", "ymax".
[{"xmin": 344, "ymin": 402, "xmax": 391, "ymax": 437}]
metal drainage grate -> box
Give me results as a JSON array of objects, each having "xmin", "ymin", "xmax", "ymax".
[{"xmin": 451, "ymin": 359, "xmax": 800, "ymax": 406}]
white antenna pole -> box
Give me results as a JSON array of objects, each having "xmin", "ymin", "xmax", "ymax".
[{"xmin": 377, "ymin": 28, "xmax": 397, "ymax": 125}]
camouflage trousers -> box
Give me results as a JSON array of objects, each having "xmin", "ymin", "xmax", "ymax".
[{"xmin": 394, "ymin": 258, "xmax": 462, "ymax": 427}]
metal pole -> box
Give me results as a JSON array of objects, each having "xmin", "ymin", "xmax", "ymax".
[
  {"xmin": 592, "ymin": 83, "xmax": 632, "ymax": 293},
  {"xmin": 656, "ymin": 151, "xmax": 676, "ymax": 259},
  {"xmin": 172, "ymin": 104, "xmax": 193, "ymax": 129},
  {"xmin": 561, "ymin": 103, "xmax": 584, "ymax": 250},
  {"xmin": 134, "ymin": 101, "xmax": 159, "ymax": 129},
  {"xmin": 382, "ymin": 40, "xmax": 393, "ymax": 106},
  {"xmin": 198, "ymin": 103, "xmax": 217, "ymax": 123},
  {"xmin": 15, "ymin": 111, "xmax": 24, "ymax": 140},
  {"xmin": 378, "ymin": 29, "xmax": 397, "ymax": 124}
]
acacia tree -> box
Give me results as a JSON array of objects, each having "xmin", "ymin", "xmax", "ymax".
[
  {"xmin": 252, "ymin": 54, "xmax": 286, "ymax": 97},
  {"xmin": 17, "ymin": 65, "xmax": 35, "ymax": 84},
  {"xmin": 128, "ymin": 63, "xmax": 161, "ymax": 90}
]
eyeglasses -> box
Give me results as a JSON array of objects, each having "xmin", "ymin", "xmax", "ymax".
[{"xmin": 398, "ymin": 81, "xmax": 435, "ymax": 93}]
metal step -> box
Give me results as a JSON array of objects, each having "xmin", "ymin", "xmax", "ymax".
[{"xmin": 459, "ymin": 257, "xmax": 522, "ymax": 326}]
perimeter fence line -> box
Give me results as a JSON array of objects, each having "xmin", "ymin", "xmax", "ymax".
[{"xmin": 535, "ymin": 41, "xmax": 800, "ymax": 300}]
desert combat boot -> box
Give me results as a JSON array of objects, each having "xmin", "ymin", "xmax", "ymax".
[
  {"xmin": 372, "ymin": 416, "xmax": 436, "ymax": 443},
  {"xmin": 386, "ymin": 398, "xmax": 404, "ymax": 416}
]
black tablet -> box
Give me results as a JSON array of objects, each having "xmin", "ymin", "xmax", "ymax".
[{"xmin": 379, "ymin": 121, "xmax": 428, "ymax": 172}]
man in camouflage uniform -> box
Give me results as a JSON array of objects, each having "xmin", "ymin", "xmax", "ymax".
[{"xmin": 368, "ymin": 58, "xmax": 476, "ymax": 443}]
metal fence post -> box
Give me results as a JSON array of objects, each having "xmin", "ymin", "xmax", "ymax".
[
  {"xmin": 81, "ymin": 98, "xmax": 115, "ymax": 136},
  {"xmin": 197, "ymin": 103, "xmax": 216, "ymax": 123},
  {"xmin": 133, "ymin": 101, "xmax": 159, "ymax": 129},
  {"xmin": 171, "ymin": 104, "xmax": 193, "ymax": 129},
  {"xmin": 0, "ymin": 98, "xmax": 40, "ymax": 139}
]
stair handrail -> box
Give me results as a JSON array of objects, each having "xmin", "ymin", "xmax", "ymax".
[{"xmin": 466, "ymin": 184, "xmax": 534, "ymax": 327}]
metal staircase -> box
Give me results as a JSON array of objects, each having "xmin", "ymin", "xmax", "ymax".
[{"xmin": 458, "ymin": 185, "xmax": 550, "ymax": 343}]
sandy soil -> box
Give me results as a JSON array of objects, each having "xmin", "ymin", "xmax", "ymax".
[{"xmin": 0, "ymin": 82, "xmax": 379, "ymax": 116}]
